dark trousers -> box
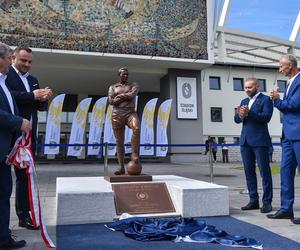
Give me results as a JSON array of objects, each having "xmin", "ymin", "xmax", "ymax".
[
  {"xmin": 14, "ymin": 167, "xmax": 30, "ymax": 220},
  {"xmin": 222, "ymin": 149, "xmax": 229, "ymax": 163},
  {"xmin": 204, "ymin": 147, "xmax": 209, "ymax": 155},
  {"xmin": 14, "ymin": 137, "xmax": 36, "ymax": 220},
  {"xmin": 212, "ymin": 150, "xmax": 217, "ymax": 161},
  {"xmin": 280, "ymin": 138, "xmax": 300, "ymax": 212},
  {"xmin": 0, "ymin": 161, "xmax": 12, "ymax": 244},
  {"xmin": 240, "ymin": 144, "xmax": 273, "ymax": 205}
]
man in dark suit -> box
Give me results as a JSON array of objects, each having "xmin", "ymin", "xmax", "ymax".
[
  {"xmin": 0, "ymin": 42, "xmax": 31, "ymax": 249},
  {"xmin": 234, "ymin": 77, "xmax": 273, "ymax": 213},
  {"xmin": 268, "ymin": 54, "xmax": 300, "ymax": 224},
  {"xmin": 6, "ymin": 47, "xmax": 53, "ymax": 230}
]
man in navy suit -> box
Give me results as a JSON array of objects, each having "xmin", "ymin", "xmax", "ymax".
[
  {"xmin": 234, "ymin": 77, "xmax": 273, "ymax": 213},
  {"xmin": 6, "ymin": 47, "xmax": 53, "ymax": 230},
  {"xmin": 0, "ymin": 42, "xmax": 31, "ymax": 249},
  {"xmin": 268, "ymin": 54, "xmax": 300, "ymax": 224}
]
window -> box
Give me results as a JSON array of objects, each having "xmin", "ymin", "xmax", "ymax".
[
  {"xmin": 209, "ymin": 76, "xmax": 221, "ymax": 90},
  {"xmin": 258, "ymin": 79, "xmax": 266, "ymax": 92},
  {"xmin": 218, "ymin": 137, "xmax": 225, "ymax": 144},
  {"xmin": 277, "ymin": 80, "xmax": 287, "ymax": 93},
  {"xmin": 211, "ymin": 107, "xmax": 222, "ymax": 122},
  {"xmin": 233, "ymin": 78, "xmax": 244, "ymax": 91},
  {"xmin": 233, "ymin": 137, "xmax": 240, "ymax": 144}
]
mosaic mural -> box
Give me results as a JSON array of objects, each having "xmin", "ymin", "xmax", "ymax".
[{"xmin": 0, "ymin": 0, "xmax": 208, "ymax": 59}]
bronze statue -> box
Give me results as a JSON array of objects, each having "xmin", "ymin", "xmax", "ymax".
[{"xmin": 108, "ymin": 67, "xmax": 142, "ymax": 175}]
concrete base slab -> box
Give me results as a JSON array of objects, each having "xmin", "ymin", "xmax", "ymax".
[{"xmin": 56, "ymin": 175, "xmax": 229, "ymax": 225}]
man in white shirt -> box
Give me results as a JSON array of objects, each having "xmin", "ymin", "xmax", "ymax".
[
  {"xmin": 268, "ymin": 54, "xmax": 300, "ymax": 224},
  {"xmin": 0, "ymin": 42, "xmax": 31, "ymax": 249},
  {"xmin": 6, "ymin": 47, "xmax": 53, "ymax": 230},
  {"xmin": 234, "ymin": 77, "xmax": 273, "ymax": 214}
]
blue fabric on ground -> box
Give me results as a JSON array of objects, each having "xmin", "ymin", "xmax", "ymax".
[
  {"xmin": 106, "ymin": 217, "xmax": 207, "ymax": 240},
  {"xmin": 105, "ymin": 217, "xmax": 262, "ymax": 248},
  {"xmin": 56, "ymin": 216, "xmax": 300, "ymax": 250}
]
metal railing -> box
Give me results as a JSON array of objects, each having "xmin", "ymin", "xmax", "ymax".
[{"xmin": 37, "ymin": 142, "xmax": 282, "ymax": 183}]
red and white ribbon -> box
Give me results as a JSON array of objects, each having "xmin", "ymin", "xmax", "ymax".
[{"xmin": 7, "ymin": 131, "xmax": 55, "ymax": 248}]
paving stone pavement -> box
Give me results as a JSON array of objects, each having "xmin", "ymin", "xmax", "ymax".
[{"xmin": 8, "ymin": 160, "xmax": 300, "ymax": 249}]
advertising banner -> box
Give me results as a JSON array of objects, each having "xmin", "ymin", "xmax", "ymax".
[
  {"xmin": 156, "ymin": 99, "xmax": 172, "ymax": 157},
  {"xmin": 140, "ymin": 98, "xmax": 158, "ymax": 155},
  {"xmin": 67, "ymin": 98, "xmax": 92, "ymax": 156},
  {"xmin": 44, "ymin": 94, "xmax": 65, "ymax": 155},
  {"xmin": 87, "ymin": 97, "xmax": 107, "ymax": 156}
]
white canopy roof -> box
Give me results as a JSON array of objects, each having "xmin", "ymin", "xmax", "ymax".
[{"xmin": 214, "ymin": 27, "xmax": 300, "ymax": 67}]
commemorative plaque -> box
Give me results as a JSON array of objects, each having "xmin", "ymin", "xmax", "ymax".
[{"xmin": 112, "ymin": 182, "xmax": 175, "ymax": 215}]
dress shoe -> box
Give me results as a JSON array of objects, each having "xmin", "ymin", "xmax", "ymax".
[
  {"xmin": 18, "ymin": 217, "xmax": 39, "ymax": 230},
  {"xmin": 241, "ymin": 202, "xmax": 259, "ymax": 210},
  {"xmin": 267, "ymin": 210, "xmax": 294, "ymax": 219},
  {"xmin": 260, "ymin": 204, "xmax": 272, "ymax": 213},
  {"xmin": 291, "ymin": 218, "xmax": 300, "ymax": 224},
  {"xmin": 0, "ymin": 236, "xmax": 26, "ymax": 249}
]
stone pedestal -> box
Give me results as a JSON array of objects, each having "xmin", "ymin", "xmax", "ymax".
[
  {"xmin": 56, "ymin": 177, "xmax": 116, "ymax": 225},
  {"xmin": 56, "ymin": 175, "xmax": 229, "ymax": 225},
  {"xmin": 160, "ymin": 175, "xmax": 229, "ymax": 217}
]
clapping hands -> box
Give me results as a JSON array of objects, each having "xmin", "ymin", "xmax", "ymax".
[
  {"xmin": 33, "ymin": 87, "xmax": 53, "ymax": 101},
  {"xmin": 237, "ymin": 105, "xmax": 249, "ymax": 118}
]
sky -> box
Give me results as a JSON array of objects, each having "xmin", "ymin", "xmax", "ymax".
[{"xmin": 219, "ymin": 0, "xmax": 300, "ymax": 43}]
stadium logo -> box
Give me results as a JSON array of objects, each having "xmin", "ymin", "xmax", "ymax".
[{"xmin": 182, "ymin": 82, "xmax": 192, "ymax": 99}]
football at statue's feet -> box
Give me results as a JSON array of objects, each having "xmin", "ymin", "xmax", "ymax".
[{"xmin": 127, "ymin": 160, "xmax": 142, "ymax": 175}]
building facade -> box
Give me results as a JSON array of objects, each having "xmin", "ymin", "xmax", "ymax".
[{"xmin": 1, "ymin": 0, "xmax": 299, "ymax": 162}]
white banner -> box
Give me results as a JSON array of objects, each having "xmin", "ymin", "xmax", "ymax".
[
  {"xmin": 124, "ymin": 96, "xmax": 138, "ymax": 154},
  {"xmin": 67, "ymin": 98, "xmax": 92, "ymax": 156},
  {"xmin": 140, "ymin": 98, "xmax": 158, "ymax": 155},
  {"xmin": 87, "ymin": 97, "xmax": 107, "ymax": 156},
  {"xmin": 176, "ymin": 77, "xmax": 197, "ymax": 119},
  {"xmin": 44, "ymin": 94, "xmax": 65, "ymax": 155},
  {"xmin": 156, "ymin": 99, "xmax": 172, "ymax": 157},
  {"xmin": 103, "ymin": 105, "xmax": 116, "ymax": 156}
]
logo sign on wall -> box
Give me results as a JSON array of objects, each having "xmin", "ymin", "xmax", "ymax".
[{"xmin": 176, "ymin": 77, "xmax": 197, "ymax": 119}]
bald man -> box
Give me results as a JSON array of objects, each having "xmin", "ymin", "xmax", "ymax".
[{"xmin": 234, "ymin": 77, "xmax": 273, "ymax": 214}]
